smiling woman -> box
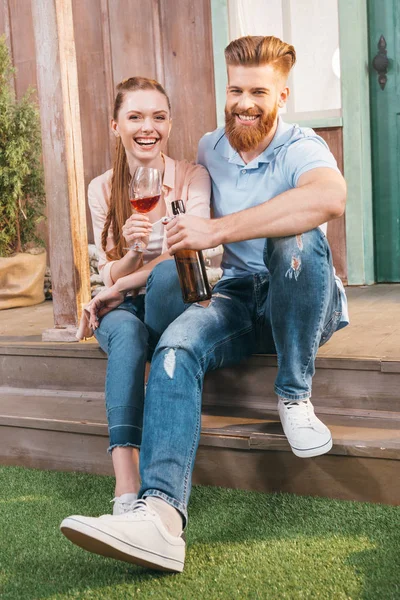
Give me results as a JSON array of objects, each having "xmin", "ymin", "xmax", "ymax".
[
  {"xmin": 74, "ymin": 76, "xmax": 212, "ymax": 515},
  {"xmin": 111, "ymin": 85, "xmax": 171, "ymax": 161}
]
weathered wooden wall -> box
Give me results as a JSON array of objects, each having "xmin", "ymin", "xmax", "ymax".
[{"xmin": 0, "ymin": 0, "xmax": 217, "ymax": 242}]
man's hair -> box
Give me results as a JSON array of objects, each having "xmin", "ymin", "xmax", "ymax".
[{"xmin": 225, "ymin": 35, "xmax": 296, "ymax": 78}]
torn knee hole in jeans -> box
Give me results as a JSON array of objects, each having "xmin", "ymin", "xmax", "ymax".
[
  {"xmin": 194, "ymin": 292, "xmax": 231, "ymax": 308},
  {"xmin": 163, "ymin": 348, "xmax": 176, "ymax": 378},
  {"xmin": 285, "ymin": 254, "xmax": 302, "ymax": 280}
]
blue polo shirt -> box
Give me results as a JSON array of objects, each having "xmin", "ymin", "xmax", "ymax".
[{"xmin": 197, "ymin": 118, "xmax": 349, "ymax": 327}]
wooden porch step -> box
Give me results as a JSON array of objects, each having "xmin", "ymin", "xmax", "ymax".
[
  {"xmin": 0, "ymin": 387, "xmax": 399, "ymax": 506},
  {"xmin": 1, "ymin": 341, "xmax": 400, "ymax": 414}
]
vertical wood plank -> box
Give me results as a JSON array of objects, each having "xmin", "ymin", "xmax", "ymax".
[
  {"xmin": 55, "ymin": 0, "xmax": 91, "ymax": 319},
  {"xmin": 152, "ymin": 0, "xmax": 165, "ymax": 86},
  {"xmin": 72, "ymin": 0, "xmax": 112, "ymax": 242},
  {"xmin": 0, "ymin": 0, "xmax": 15, "ymax": 92},
  {"xmin": 0, "ymin": 0, "xmax": 11, "ymax": 50},
  {"xmin": 100, "ymin": 0, "xmax": 116, "ymax": 163},
  {"xmin": 108, "ymin": 0, "xmax": 157, "ymax": 86},
  {"xmin": 31, "ymin": 0, "xmax": 90, "ymax": 338},
  {"xmin": 160, "ymin": 0, "xmax": 217, "ymax": 160},
  {"xmin": 316, "ymin": 127, "xmax": 347, "ymax": 282},
  {"xmin": 7, "ymin": 0, "xmax": 37, "ymax": 99}
]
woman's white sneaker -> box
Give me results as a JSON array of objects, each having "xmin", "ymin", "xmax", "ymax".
[
  {"xmin": 278, "ymin": 397, "xmax": 332, "ymax": 458},
  {"xmin": 60, "ymin": 499, "xmax": 185, "ymax": 572}
]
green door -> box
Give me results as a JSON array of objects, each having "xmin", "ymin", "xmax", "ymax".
[{"xmin": 368, "ymin": 0, "xmax": 400, "ymax": 281}]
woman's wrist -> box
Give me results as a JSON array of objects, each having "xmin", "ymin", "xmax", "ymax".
[
  {"xmin": 127, "ymin": 248, "xmax": 144, "ymax": 264},
  {"xmin": 115, "ymin": 274, "xmax": 136, "ymax": 294}
]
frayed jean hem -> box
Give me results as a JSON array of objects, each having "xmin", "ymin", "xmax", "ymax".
[{"xmin": 107, "ymin": 441, "xmax": 140, "ymax": 455}]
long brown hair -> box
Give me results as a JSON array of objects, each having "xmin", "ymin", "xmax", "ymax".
[
  {"xmin": 101, "ymin": 77, "xmax": 171, "ymax": 261},
  {"xmin": 225, "ymin": 36, "xmax": 296, "ymax": 79}
]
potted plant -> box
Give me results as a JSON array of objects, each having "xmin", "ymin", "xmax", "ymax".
[{"xmin": 0, "ymin": 35, "xmax": 46, "ymax": 309}]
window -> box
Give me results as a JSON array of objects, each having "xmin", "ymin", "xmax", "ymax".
[{"xmin": 227, "ymin": 0, "xmax": 342, "ymax": 124}]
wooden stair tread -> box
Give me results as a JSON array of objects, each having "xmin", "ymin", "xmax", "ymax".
[
  {"xmin": 1, "ymin": 388, "xmax": 399, "ymax": 460},
  {"xmin": 1, "ymin": 341, "xmax": 399, "ymax": 371}
]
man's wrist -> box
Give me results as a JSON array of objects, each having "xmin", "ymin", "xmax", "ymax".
[{"xmin": 210, "ymin": 217, "xmax": 227, "ymax": 247}]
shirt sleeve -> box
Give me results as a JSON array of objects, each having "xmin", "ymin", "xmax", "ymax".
[
  {"xmin": 88, "ymin": 177, "xmax": 116, "ymax": 288},
  {"xmin": 282, "ymin": 135, "xmax": 340, "ymax": 188},
  {"xmin": 196, "ymin": 134, "xmax": 208, "ymax": 169},
  {"xmin": 185, "ymin": 163, "xmax": 211, "ymax": 219}
]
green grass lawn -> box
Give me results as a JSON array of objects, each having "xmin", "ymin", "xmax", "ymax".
[{"xmin": 0, "ymin": 466, "xmax": 399, "ymax": 600}]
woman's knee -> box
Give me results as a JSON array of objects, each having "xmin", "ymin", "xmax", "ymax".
[
  {"xmin": 96, "ymin": 309, "xmax": 148, "ymax": 347},
  {"xmin": 145, "ymin": 260, "xmax": 186, "ymax": 330},
  {"xmin": 146, "ymin": 260, "xmax": 180, "ymax": 296}
]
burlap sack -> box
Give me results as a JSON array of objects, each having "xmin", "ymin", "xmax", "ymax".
[{"xmin": 0, "ymin": 251, "xmax": 46, "ymax": 309}]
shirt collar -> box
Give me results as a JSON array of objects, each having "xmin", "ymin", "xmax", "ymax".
[
  {"xmin": 214, "ymin": 117, "xmax": 295, "ymax": 168},
  {"xmin": 162, "ymin": 153, "xmax": 175, "ymax": 190}
]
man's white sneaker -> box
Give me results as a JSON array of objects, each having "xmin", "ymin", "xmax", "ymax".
[
  {"xmin": 278, "ymin": 397, "xmax": 332, "ymax": 458},
  {"xmin": 112, "ymin": 493, "xmax": 138, "ymax": 516},
  {"xmin": 60, "ymin": 499, "xmax": 185, "ymax": 572}
]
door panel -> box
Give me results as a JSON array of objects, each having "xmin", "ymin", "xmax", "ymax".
[{"xmin": 368, "ymin": 0, "xmax": 400, "ymax": 281}]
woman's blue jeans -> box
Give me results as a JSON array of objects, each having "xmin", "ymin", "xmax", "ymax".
[
  {"xmin": 94, "ymin": 260, "xmax": 186, "ymax": 451},
  {"xmin": 139, "ymin": 229, "xmax": 343, "ymax": 524}
]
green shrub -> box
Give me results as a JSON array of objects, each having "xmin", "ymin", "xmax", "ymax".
[{"xmin": 0, "ymin": 35, "xmax": 45, "ymax": 257}]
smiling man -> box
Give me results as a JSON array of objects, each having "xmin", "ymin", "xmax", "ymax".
[
  {"xmin": 162, "ymin": 36, "xmax": 348, "ymax": 462},
  {"xmin": 59, "ymin": 36, "xmax": 349, "ymax": 574}
]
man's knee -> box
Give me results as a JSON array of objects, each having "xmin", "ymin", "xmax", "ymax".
[
  {"xmin": 153, "ymin": 310, "xmax": 203, "ymax": 358},
  {"xmin": 264, "ymin": 229, "xmax": 328, "ymax": 274}
]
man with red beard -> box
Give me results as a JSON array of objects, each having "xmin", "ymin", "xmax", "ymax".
[
  {"xmin": 164, "ymin": 35, "xmax": 348, "ymax": 459},
  {"xmin": 58, "ymin": 36, "xmax": 348, "ymax": 573}
]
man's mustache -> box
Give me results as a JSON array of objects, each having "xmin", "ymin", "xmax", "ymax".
[{"xmin": 228, "ymin": 105, "xmax": 264, "ymax": 118}]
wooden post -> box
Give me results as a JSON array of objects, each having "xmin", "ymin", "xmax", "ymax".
[{"xmin": 31, "ymin": 0, "xmax": 91, "ymax": 341}]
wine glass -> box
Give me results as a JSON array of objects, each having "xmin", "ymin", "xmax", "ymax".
[{"xmin": 128, "ymin": 166, "xmax": 162, "ymax": 252}]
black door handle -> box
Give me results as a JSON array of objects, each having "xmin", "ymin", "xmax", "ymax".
[{"xmin": 372, "ymin": 35, "xmax": 389, "ymax": 90}]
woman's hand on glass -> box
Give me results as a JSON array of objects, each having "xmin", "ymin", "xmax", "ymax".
[{"xmin": 122, "ymin": 213, "xmax": 153, "ymax": 252}]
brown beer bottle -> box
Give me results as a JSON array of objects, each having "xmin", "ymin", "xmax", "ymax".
[{"xmin": 171, "ymin": 200, "xmax": 212, "ymax": 303}]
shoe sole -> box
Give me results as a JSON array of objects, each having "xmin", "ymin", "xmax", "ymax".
[
  {"xmin": 60, "ymin": 518, "xmax": 184, "ymax": 573},
  {"xmin": 291, "ymin": 436, "xmax": 333, "ymax": 458}
]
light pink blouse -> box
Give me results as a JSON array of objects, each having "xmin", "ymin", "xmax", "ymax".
[{"xmin": 88, "ymin": 154, "xmax": 211, "ymax": 287}]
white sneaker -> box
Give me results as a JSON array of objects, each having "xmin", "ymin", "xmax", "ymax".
[
  {"xmin": 111, "ymin": 493, "xmax": 138, "ymax": 516},
  {"xmin": 278, "ymin": 397, "xmax": 332, "ymax": 458},
  {"xmin": 60, "ymin": 499, "xmax": 185, "ymax": 572}
]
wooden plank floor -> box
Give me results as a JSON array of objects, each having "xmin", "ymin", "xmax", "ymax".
[
  {"xmin": 1, "ymin": 284, "xmax": 400, "ymax": 359},
  {"xmin": 2, "ymin": 389, "xmax": 399, "ymax": 460}
]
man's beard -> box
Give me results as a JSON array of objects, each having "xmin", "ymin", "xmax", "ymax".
[{"xmin": 225, "ymin": 103, "xmax": 278, "ymax": 153}]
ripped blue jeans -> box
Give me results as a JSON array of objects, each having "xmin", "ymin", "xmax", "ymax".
[
  {"xmin": 139, "ymin": 229, "xmax": 343, "ymax": 523},
  {"xmin": 94, "ymin": 260, "xmax": 187, "ymax": 451}
]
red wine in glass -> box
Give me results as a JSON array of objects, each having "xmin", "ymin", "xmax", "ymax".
[
  {"xmin": 130, "ymin": 194, "xmax": 161, "ymax": 213},
  {"xmin": 129, "ymin": 167, "xmax": 162, "ymax": 251}
]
